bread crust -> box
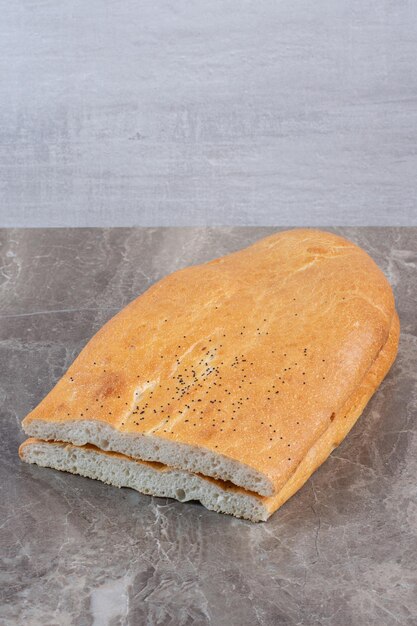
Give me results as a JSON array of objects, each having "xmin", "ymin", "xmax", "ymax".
[{"xmin": 22, "ymin": 229, "xmax": 397, "ymax": 496}]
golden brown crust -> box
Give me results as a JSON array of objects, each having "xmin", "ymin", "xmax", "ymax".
[
  {"xmin": 263, "ymin": 309, "xmax": 399, "ymax": 513},
  {"xmin": 22, "ymin": 229, "xmax": 396, "ymax": 495}
]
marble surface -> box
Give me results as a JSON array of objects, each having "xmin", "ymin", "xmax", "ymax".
[
  {"xmin": 1, "ymin": 1, "xmax": 417, "ymax": 227},
  {"xmin": 1, "ymin": 227, "xmax": 416, "ymax": 626}
]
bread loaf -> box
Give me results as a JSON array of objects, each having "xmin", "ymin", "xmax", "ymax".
[{"xmin": 21, "ymin": 229, "xmax": 398, "ymax": 499}]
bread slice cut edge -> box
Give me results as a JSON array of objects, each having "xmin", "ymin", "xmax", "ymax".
[
  {"xmin": 20, "ymin": 438, "xmax": 270, "ymax": 522},
  {"xmin": 24, "ymin": 413, "xmax": 273, "ymax": 495}
]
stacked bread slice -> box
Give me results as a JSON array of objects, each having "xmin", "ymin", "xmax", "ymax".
[{"xmin": 20, "ymin": 229, "xmax": 399, "ymax": 522}]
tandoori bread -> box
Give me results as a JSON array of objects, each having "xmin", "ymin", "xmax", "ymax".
[{"xmin": 22, "ymin": 229, "xmax": 398, "ymax": 497}]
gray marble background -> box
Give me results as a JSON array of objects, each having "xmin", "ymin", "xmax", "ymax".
[
  {"xmin": 1, "ymin": 1, "xmax": 417, "ymax": 227},
  {"xmin": 1, "ymin": 227, "xmax": 416, "ymax": 626}
]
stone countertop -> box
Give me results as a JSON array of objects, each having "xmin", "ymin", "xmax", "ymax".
[{"xmin": 1, "ymin": 227, "xmax": 416, "ymax": 626}]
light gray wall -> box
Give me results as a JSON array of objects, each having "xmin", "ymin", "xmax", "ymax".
[{"xmin": 1, "ymin": 0, "xmax": 417, "ymax": 227}]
